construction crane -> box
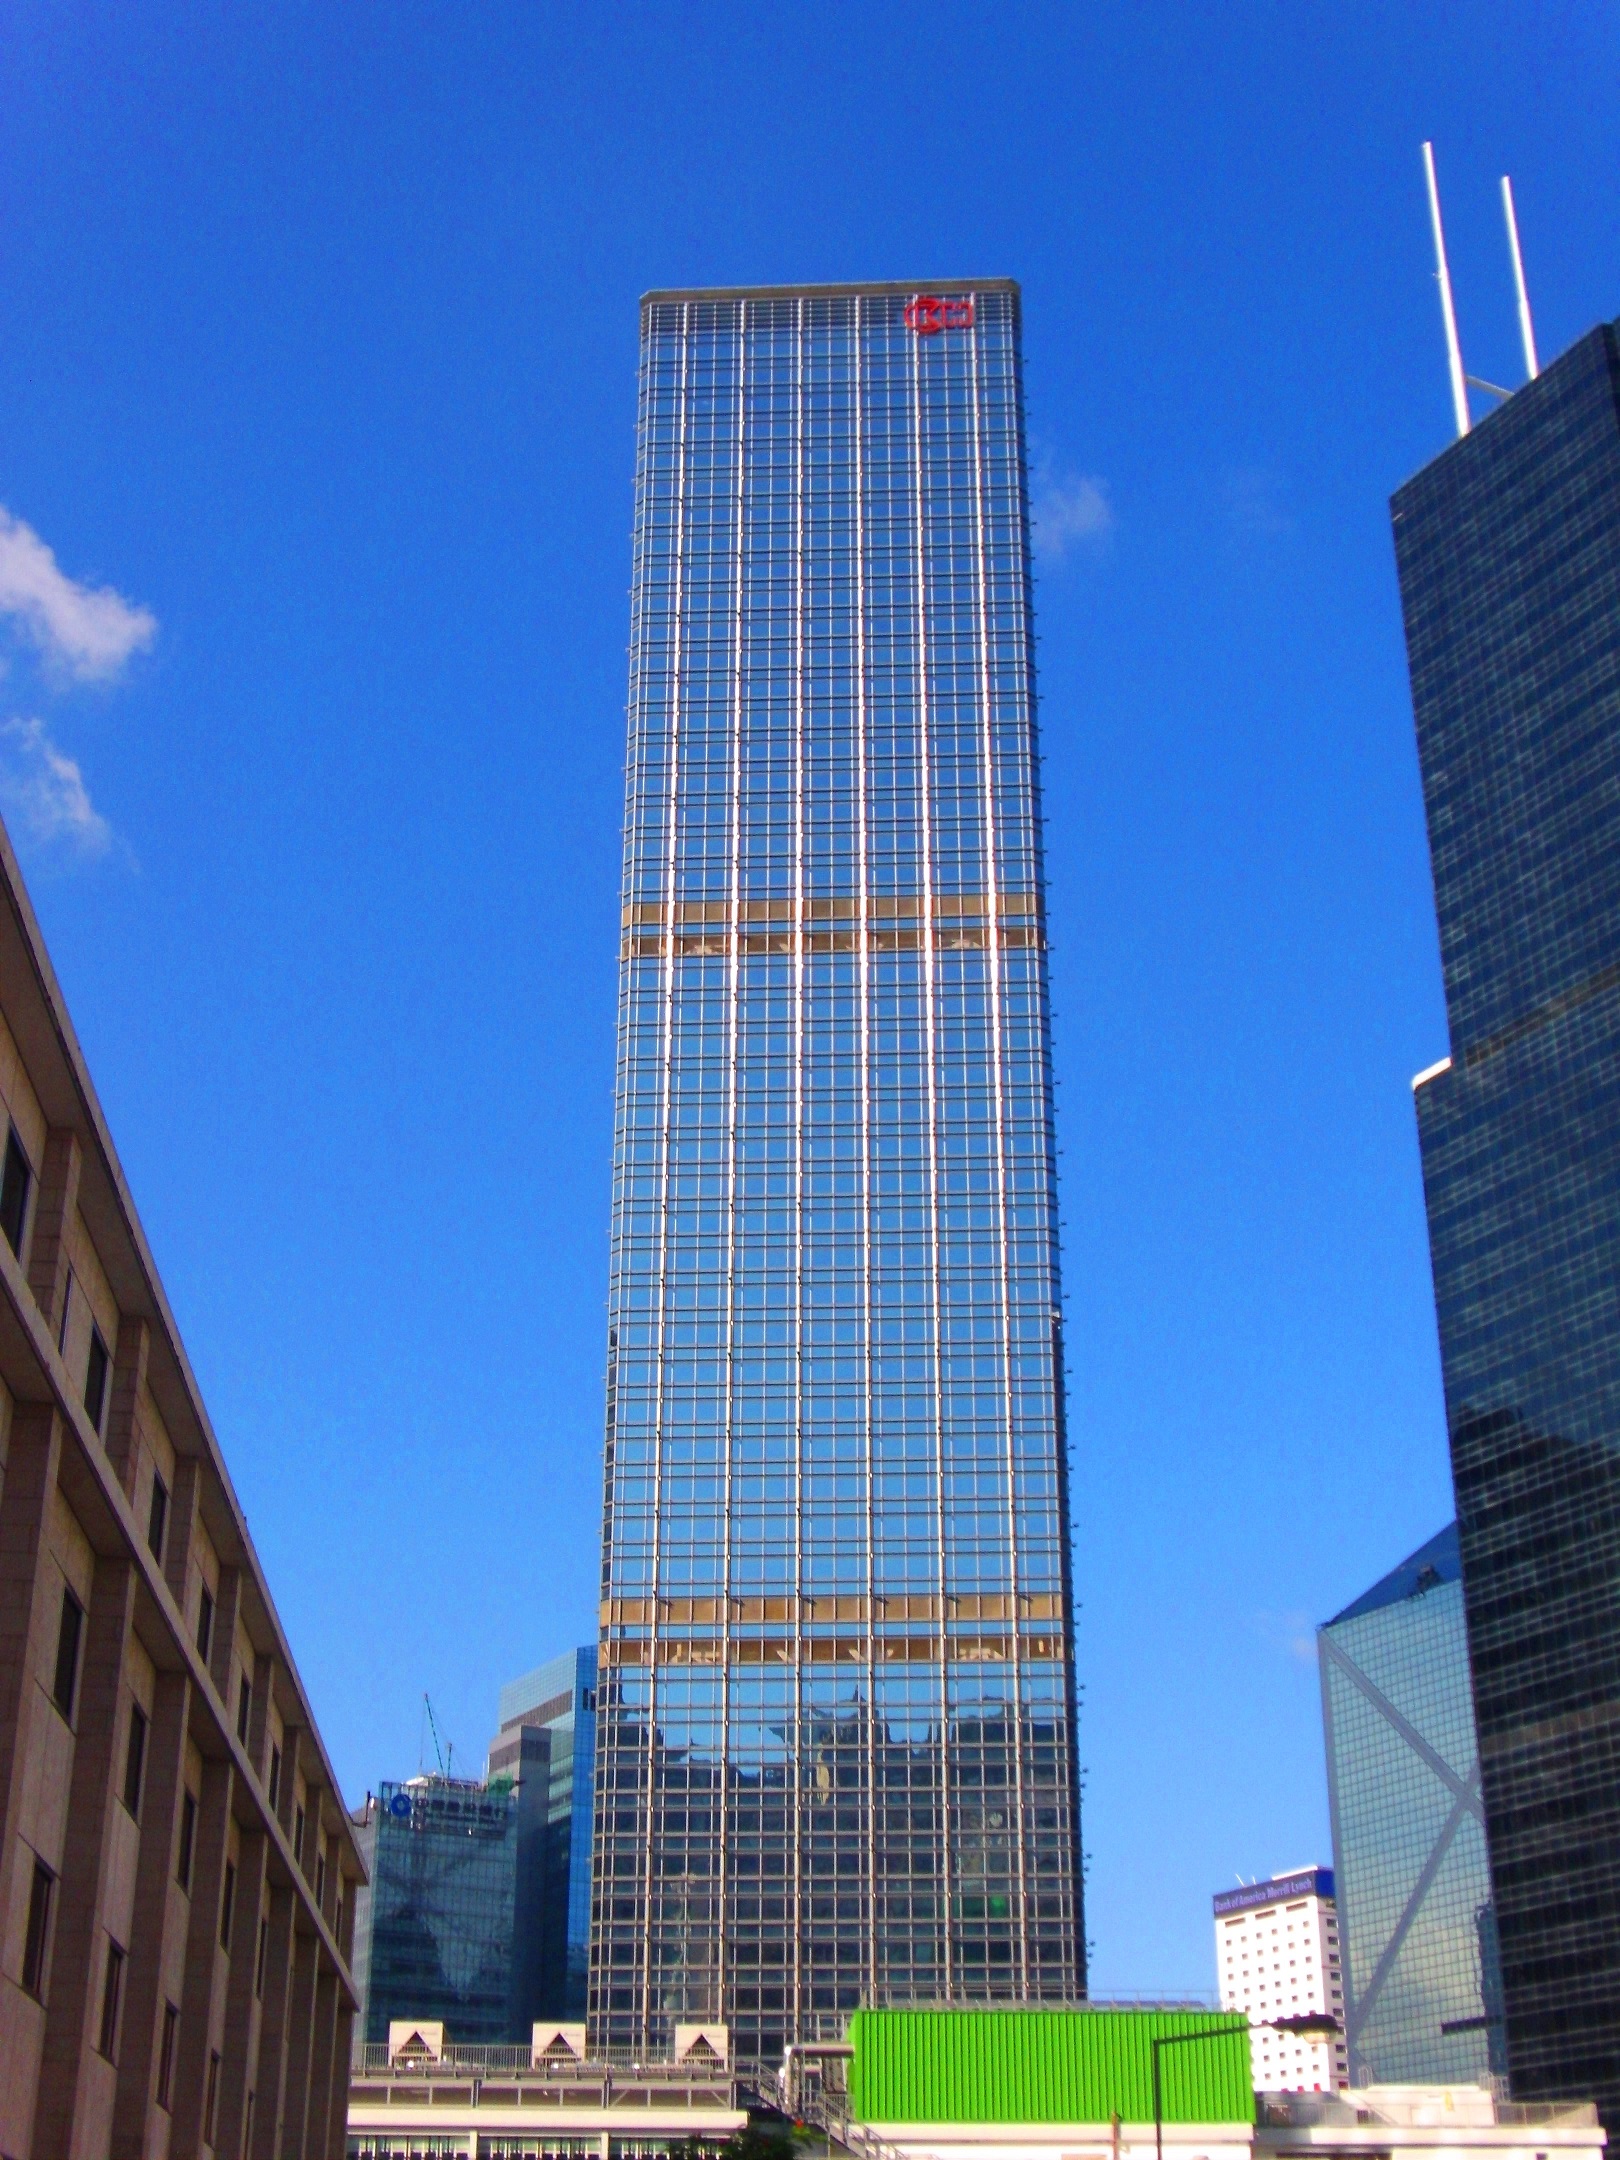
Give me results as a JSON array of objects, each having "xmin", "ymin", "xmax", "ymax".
[{"xmin": 422, "ymin": 1692, "xmax": 453, "ymax": 1779}]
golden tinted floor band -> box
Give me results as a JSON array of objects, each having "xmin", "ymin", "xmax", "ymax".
[
  {"xmin": 623, "ymin": 891, "xmax": 1040, "ymax": 929},
  {"xmin": 598, "ymin": 1631, "xmax": 1068, "ymax": 1668},
  {"xmin": 620, "ymin": 891, "xmax": 1043, "ymax": 958},
  {"xmin": 601, "ymin": 1590, "xmax": 1067, "ymax": 1625},
  {"xmin": 623, "ymin": 922, "xmax": 1045, "ymax": 960}
]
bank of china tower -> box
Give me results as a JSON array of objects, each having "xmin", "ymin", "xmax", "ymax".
[{"xmin": 592, "ymin": 281, "xmax": 1085, "ymax": 2061}]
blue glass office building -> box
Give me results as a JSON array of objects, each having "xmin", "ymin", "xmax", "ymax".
[
  {"xmin": 354, "ymin": 1775, "xmax": 536, "ymax": 2046},
  {"xmin": 593, "ymin": 281, "xmax": 1085, "ymax": 2060},
  {"xmin": 1319, "ymin": 1525, "xmax": 1503, "ymax": 2085},
  {"xmin": 491, "ymin": 1646, "xmax": 599, "ymax": 2019},
  {"xmin": 1395, "ymin": 321, "xmax": 1620, "ymax": 2117}
]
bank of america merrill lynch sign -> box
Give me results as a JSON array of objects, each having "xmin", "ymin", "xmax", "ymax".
[{"xmin": 904, "ymin": 292, "xmax": 975, "ymax": 333}]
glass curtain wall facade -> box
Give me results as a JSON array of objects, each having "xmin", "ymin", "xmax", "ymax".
[
  {"xmin": 358, "ymin": 1777, "xmax": 528, "ymax": 2046},
  {"xmin": 593, "ymin": 280, "xmax": 1084, "ymax": 2063},
  {"xmin": 493, "ymin": 1647, "xmax": 599, "ymax": 2017},
  {"xmin": 1319, "ymin": 1525, "xmax": 1503, "ymax": 2085},
  {"xmin": 1394, "ymin": 320, "xmax": 1620, "ymax": 2119}
]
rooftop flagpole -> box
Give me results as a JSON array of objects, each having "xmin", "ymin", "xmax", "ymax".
[
  {"xmin": 1501, "ymin": 176, "xmax": 1540, "ymax": 381},
  {"xmin": 1422, "ymin": 142, "xmax": 1471, "ymax": 438}
]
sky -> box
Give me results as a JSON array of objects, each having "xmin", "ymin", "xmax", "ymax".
[{"xmin": 0, "ymin": 1, "xmax": 1615, "ymax": 1997}]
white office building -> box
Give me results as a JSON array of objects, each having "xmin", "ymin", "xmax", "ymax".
[{"xmin": 1215, "ymin": 1867, "xmax": 1350, "ymax": 2091}]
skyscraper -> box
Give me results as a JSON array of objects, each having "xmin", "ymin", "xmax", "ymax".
[
  {"xmin": 1394, "ymin": 320, "xmax": 1620, "ymax": 2117},
  {"xmin": 593, "ymin": 281, "xmax": 1085, "ymax": 2062},
  {"xmin": 351, "ymin": 1763, "xmax": 552, "ymax": 2050},
  {"xmin": 490, "ymin": 1647, "xmax": 598, "ymax": 2018},
  {"xmin": 1319, "ymin": 1526, "xmax": 1502, "ymax": 2085}
]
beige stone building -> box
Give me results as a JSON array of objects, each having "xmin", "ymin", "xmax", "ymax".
[{"xmin": 0, "ymin": 817, "xmax": 363, "ymax": 2159}]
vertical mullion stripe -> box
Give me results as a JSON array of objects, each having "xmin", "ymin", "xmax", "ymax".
[
  {"xmin": 639, "ymin": 302, "xmax": 690, "ymax": 2043},
  {"xmin": 855, "ymin": 295, "xmax": 880, "ymax": 2013},
  {"xmin": 910, "ymin": 313, "xmax": 953, "ymax": 2004},
  {"xmin": 719, "ymin": 298, "xmax": 748, "ymax": 2013},
  {"xmin": 969, "ymin": 302, "xmax": 1030, "ymax": 1997},
  {"xmin": 791, "ymin": 296, "xmax": 808, "ymax": 2039}
]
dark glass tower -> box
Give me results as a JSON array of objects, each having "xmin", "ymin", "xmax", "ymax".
[
  {"xmin": 1394, "ymin": 321, "xmax": 1620, "ymax": 2117},
  {"xmin": 592, "ymin": 281, "xmax": 1085, "ymax": 2062},
  {"xmin": 354, "ymin": 1776, "xmax": 532, "ymax": 2047}
]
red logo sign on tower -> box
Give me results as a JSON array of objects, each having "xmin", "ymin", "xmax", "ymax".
[{"xmin": 904, "ymin": 294, "xmax": 975, "ymax": 335}]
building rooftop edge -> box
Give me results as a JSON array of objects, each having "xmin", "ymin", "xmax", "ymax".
[
  {"xmin": 851, "ymin": 2126, "xmax": 1253, "ymax": 2139},
  {"xmin": 641, "ymin": 277, "xmax": 1021, "ymax": 306},
  {"xmin": 0, "ymin": 810, "xmax": 364, "ymax": 1879},
  {"xmin": 1323, "ymin": 1520, "xmax": 1461, "ymax": 1628},
  {"xmin": 1390, "ymin": 318, "xmax": 1617, "ymax": 504},
  {"xmin": 1212, "ymin": 1865, "xmax": 1334, "ymax": 1915}
]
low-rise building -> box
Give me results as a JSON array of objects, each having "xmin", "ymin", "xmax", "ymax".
[
  {"xmin": 1255, "ymin": 2084, "xmax": 1602, "ymax": 2160},
  {"xmin": 346, "ymin": 2019, "xmax": 745, "ymax": 2158},
  {"xmin": 783, "ymin": 2011, "xmax": 1603, "ymax": 2160},
  {"xmin": 790, "ymin": 2005, "xmax": 1256, "ymax": 2160},
  {"xmin": 0, "ymin": 809, "xmax": 363, "ymax": 2155}
]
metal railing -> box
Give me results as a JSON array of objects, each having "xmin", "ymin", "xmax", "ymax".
[
  {"xmin": 799, "ymin": 2087, "xmax": 920, "ymax": 2160},
  {"xmin": 1489, "ymin": 2102, "xmax": 1599, "ymax": 2129},
  {"xmin": 1256, "ymin": 2098, "xmax": 1353, "ymax": 2131},
  {"xmin": 794, "ymin": 1995, "xmax": 1216, "ymax": 2018},
  {"xmin": 1256, "ymin": 2094, "xmax": 1599, "ymax": 2132},
  {"xmin": 1086, "ymin": 1995, "xmax": 1221, "ymax": 2011},
  {"xmin": 354, "ymin": 2043, "xmax": 735, "ymax": 2077}
]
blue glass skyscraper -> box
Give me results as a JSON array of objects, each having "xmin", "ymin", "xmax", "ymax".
[
  {"xmin": 1319, "ymin": 1525, "xmax": 1502, "ymax": 2085},
  {"xmin": 491, "ymin": 1646, "xmax": 599, "ymax": 2019},
  {"xmin": 1395, "ymin": 320, "xmax": 1620, "ymax": 2118},
  {"xmin": 592, "ymin": 282, "xmax": 1084, "ymax": 2062},
  {"xmin": 353, "ymin": 1776, "xmax": 530, "ymax": 2047}
]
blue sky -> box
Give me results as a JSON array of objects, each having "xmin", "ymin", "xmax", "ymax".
[{"xmin": 1, "ymin": 3, "xmax": 1615, "ymax": 1995}]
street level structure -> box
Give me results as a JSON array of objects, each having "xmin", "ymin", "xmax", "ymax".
[
  {"xmin": 346, "ymin": 2021, "xmax": 746, "ymax": 2158},
  {"xmin": 0, "ymin": 810, "xmax": 363, "ymax": 2160},
  {"xmin": 787, "ymin": 2010, "xmax": 1603, "ymax": 2160},
  {"xmin": 593, "ymin": 279, "xmax": 1085, "ymax": 2061}
]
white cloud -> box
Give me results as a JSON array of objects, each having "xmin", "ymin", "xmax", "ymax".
[
  {"xmin": 0, "ymin": 717, "xmax": 112, "ymax": 857},
  {"xmin": 0, "ymin": 508, "xmax": 156, "ymax": 682},
  {"xmin": 1254, "ymin": 1607, "xmax": 1318, "ymax": 1666},
  {"xmin": 1227, "ymin": 465, "xmax": 1294, "ymax": 539},
  {"xmin": 1031, "ymin": 463, "xmax": 1114, "ymax": 562}
]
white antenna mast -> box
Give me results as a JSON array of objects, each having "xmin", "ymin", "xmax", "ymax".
[
  {"xmin": 1422, "ymin": 141, "xmax": 1470, "ymax": 439},
  {"xmin": 1501, "ymin": 176, "xmax": 1539, "ymax": 380}
]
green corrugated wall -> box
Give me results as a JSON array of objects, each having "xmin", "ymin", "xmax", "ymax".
[{"xmin": 847, "ymin": 2008, "xmax": 1254, "ymax": 2126}]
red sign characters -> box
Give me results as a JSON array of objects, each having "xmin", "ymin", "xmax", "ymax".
[{"xmin": 904, "ymin": 294, "xmax": 975, "ymax": 335}]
